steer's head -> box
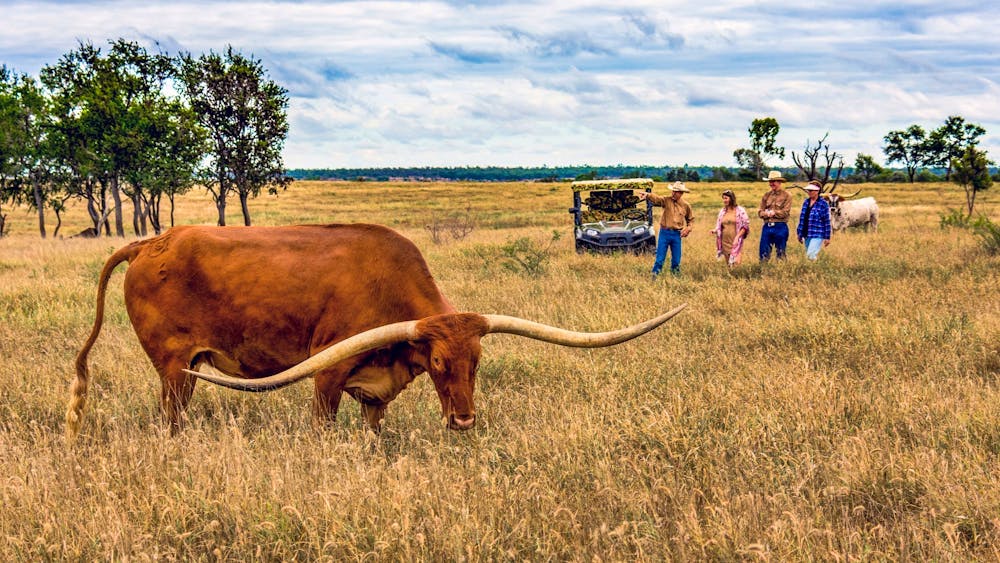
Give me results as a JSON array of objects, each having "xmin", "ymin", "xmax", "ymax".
[
  {"xmin": 415, "ymin": 313, "xmax": 489, "ymax": 430},
  {"xmin": 824, "ymin": 188, "xmax": 861, "ymax": 212}
]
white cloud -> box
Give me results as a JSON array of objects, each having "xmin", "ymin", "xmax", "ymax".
[{"xmin": 2, "ymin": 0, "xmax": 998, "ymax": 167}]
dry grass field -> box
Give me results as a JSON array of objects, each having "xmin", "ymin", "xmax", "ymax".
[{"xmin": 1, "ymin": 179, "xmax": 998, "ymax": 560}]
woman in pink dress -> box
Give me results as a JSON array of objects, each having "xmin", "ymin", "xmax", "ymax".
[{"xmin": 712, "ymin": 190, "xmax": 751, "ymax": 267}]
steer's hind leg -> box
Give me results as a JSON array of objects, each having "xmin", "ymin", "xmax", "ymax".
[{"xmin": 157, "ymin": 357, "xmax": 197, "ymax": 435}]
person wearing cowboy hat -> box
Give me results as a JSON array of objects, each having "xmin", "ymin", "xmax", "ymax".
[
  {"xmin": 796, "ymin": 179, "xmax": 832, "ymax": 260},
  {"xmin": 637, "ymin": 181, "xmax": 694, "ymax": 279},
  {"xmin": 757, "ymin": 170, "xmax": 793, "ymax": 262}
]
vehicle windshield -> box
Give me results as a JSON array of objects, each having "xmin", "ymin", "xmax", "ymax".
[{"xmin": 572, "ymin": 178, "xmax": 653, "ymax": 225}]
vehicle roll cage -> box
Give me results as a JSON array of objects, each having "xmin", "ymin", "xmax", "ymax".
[{"xmin": 569, "ymin": 178, "xmax": 655, "ymax": 227}]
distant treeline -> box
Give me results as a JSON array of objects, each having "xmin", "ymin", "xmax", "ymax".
[
  {"xmin": 287, "ymin": 164, "xmax": 972, "ymax": 183},
  {"xmin": 289, "ymin": 165, "xmax": 674, "ymax": 182},
  {"xmin": 288, "ymin": 164, "xmax": 748, "ymax": 183}
]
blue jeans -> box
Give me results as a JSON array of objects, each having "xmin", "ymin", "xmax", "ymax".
[
  {"xmin": 653, "ymin": 228, "xmax": 682, "ymax": 275},
  {"xmin": 759, "ymin": 222, "xmax": 788, "ymax": 261},
  {"xmin": 804, "ymin": 237, "xmax": 824, "ymax": 260}
]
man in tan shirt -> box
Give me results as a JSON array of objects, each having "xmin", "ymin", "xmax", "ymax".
[
  {"xmin": 757, "ymin": 170, "xmax": 793, "ymax": 261},
  {"xmin": 637, "ymin": 181, "xmax": 694, "ymax": 279}
]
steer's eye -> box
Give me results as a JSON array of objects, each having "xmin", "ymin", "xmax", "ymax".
[{"xmin": 432, "ymin": 355, "xmax": 444, "ymax": 370}]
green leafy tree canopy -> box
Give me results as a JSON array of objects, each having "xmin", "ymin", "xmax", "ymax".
[
  {"xmin": 883, "ymin": 125, "xmax": 928, "ymax": 183},
  {"xmin": 734, "ymin": 117, "xmax": 784, "ymax": 180},
  {"xmin": 951, "ymin": 146, "xmax": 993, "ymax": 218}
]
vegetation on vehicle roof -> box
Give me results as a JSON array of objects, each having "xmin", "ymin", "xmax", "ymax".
[{"xmin": 570, "ymin": 178, "xmax": 654, "ymax": 192}]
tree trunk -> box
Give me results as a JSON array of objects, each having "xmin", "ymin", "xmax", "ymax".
[
  {"xmin": 54, "ymin": 208, "xmax": 63, "ymax": 238},
  {"xmin": 98, "ymin": 181, "xmax": 111, "ymax": 237},
  {"xmin": 965, "ymin": 187, "xmax": 976, "ymax": 219},
  {"xmin": 216, "ymin": 190, "xmax": 227, "ymax": 226},
  {"xmin": 86, "ymin": 187, "xmax": 100, "ymax": 233},
  {"xmin": 169, "ymin": 194, "xmax": 176, "ymax": 228},
  {"xmin": 130, "ymin": 190, "xmax": 149, "ymax": 237},
  {"xmin": 131, "ymin": 192, "xmax": 142, "ymax": 236},
  {"xmin": 110, "ymin": 175, "xmax": 125, "ymax": 237},
  {"xmin": 149, "ymin": 192, "xmax": 162, "ymax": 235},
  {"xmin": 215, "ymin": 173, "xmax": 228, "ymax": 226},
  {"xmin": 32, "ymin": 174, "xmax": 47, "ymax": 239},
  {"xmin": 139, "ymin": 191, "xmax": 151, "ymax": 236},
  {"xmin": 239, "ymin": 190, "xmax": 252, "ymax": 226}
]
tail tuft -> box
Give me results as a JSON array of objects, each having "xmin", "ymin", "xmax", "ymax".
[{"xmin": 65, "ymin": 371, "xmax": 88, "ymax": 443}]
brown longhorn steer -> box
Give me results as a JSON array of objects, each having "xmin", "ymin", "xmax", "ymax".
[{"xmin": 67, "ymin": 224, "xmax": 685, "ymax": 440}]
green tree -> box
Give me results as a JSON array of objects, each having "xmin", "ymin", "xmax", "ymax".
[
  {"xmin": 107, "ymin": 41, "xmax": 177, "ymax": 236},
  {"xmin": 883, "ymin": 125, "xmax": 928, "ymax": 183},
  {"xmin": 40, "ymin": 52, "xmax": 105, "ymax": 234},
  {"xmin": 709, "ymin": 166, "xmax": 736, "ymax": 182},
  {"xmin": 41, "ymin": 40, "xmax": 174, "ymax": 236},
  {"xmin": 0, "ymin": 67, "xmax": 55, "ymax": 237},
  {"xmin": 734, "ymin": 117, "xmax": 784, "ymax": 180},
  {"xmin": 177, "ymin": 46, "xmax": 290, "ymax": 226},
  {"xmin": 853, "ymin": 153, "xmax": 882, "ymax": 182},
  {"xmin": 951, "ymin": 146, "xmax": 993, "ymax": 218},
  {"xmin": 43, "ymin": 41, "xmax": 123, "ymax": 235},
  {"xmin": 0, "ymin": 66, "xmax": 23, "ymax": 236},
  {"xmin": 123, "ymin": 98, "xmax": 206, "ymax": 234},
  {"xmin": 926, "ymin": 116, "xmax": 986, "ymax": 180}
]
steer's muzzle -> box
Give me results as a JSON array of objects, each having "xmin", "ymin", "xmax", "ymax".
[{"xmin": 448, "ymin": 413, "xmax": 476, "ymax": 431}]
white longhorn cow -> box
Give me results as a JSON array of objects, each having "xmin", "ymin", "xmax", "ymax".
[{"xmin": 827, "ymin": 194, "xmax": 879, "ymax": 232}]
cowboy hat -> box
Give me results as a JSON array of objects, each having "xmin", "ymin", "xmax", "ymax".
[
  {"xmin": 765, "ymin": 171, "xmax": 786, "ymax": 182},
  {"xmin": 668, "ymin": 181, "xmax": 690, "ymax": 193}
]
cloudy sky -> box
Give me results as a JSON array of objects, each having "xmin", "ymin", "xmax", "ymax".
[{"xmin": 3, "ymin": 1, "xmax": 999, "ymax": 169}]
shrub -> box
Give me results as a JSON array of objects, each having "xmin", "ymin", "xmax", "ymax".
[
  {"xmin": 972, "ymin": 216, "xmax": 1000, "ymax": 255},
  {"xmin": 875, "ymin": 170, "xmax": 908, "ymax": 183},
  {"xmin": 939, "ymin": 208, "xmax": 971, "ymax": 229},
  {"xmin": 496, "ymin": 230, "xmax": 561, "ymax": 277},
  {"xmin": 425, "ymin": 205, "xmax": 476, "ymax": 244},
  {"xmin": 940, "ymin": 210, "xmax": 1000, "ymax": 255},
  {"xmin": 916, "ymin": 169, "xmax": 942, "ymax": 182}
]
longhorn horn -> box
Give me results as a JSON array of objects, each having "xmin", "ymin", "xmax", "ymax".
[
  {"xmin": 184, "ymin": 304, "xmax": 688, "ymax": 391},
  {"xmin": 837, "ymin": 188, "xmax": 862, "ymax": 199},
  {"xmin": 483, "ymin": 303, "xmax": 687, "ymax": 347},
  {"xmin": 184, "ymin": 320, "xmax": 421, "ymax": 391}
]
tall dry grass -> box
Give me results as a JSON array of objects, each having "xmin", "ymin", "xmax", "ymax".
[{"xmin": 1, "ymin": 180, "xmax": 998, "ymax": 560}]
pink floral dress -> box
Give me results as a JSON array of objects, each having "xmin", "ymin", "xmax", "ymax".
[{"xmin": 714, "ymin": 205, "xmax": 751, "ymax": 266}]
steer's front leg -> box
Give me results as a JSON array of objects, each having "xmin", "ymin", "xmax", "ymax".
[
  {"xmin": 312, "ymin": 367, "xmax": 350, "ymax": 429},
  {"xmin": 360, "ymin": 402, "xmax": 387, "ymax": 432}
]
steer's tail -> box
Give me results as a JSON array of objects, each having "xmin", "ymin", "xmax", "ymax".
[{"xmin": 66, "ymin": 241, "xmax": 144, "ymax": 443}]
